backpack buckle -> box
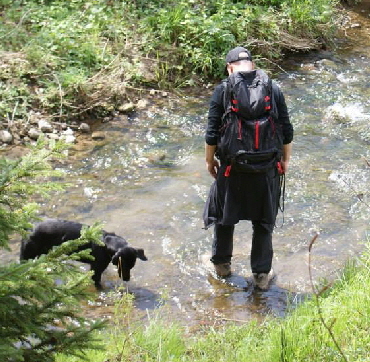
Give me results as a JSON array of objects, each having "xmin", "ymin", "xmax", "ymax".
[{"xmin": 224, "ymin": 165, "xmax": 232, "ymax": 177}]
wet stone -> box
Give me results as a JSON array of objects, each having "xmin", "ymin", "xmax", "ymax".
[
  {"xmin": 118, "ymin": 102, "xmax": 135, "ymax": 113},
  {"xmin": 79, "ymin": 123, "xmax": 91, "ymax": 133},
  {"xmin": 91, "ymin": 131, "xmax": 106, "ymax": 140},
  {"xmin": 112, "ymin": 115, "xmax": 129, "ymax": 123},
  {"xmin": 316, "ymin": 58, "xmax": 339, "ymax": 71},
  {"xmin": 137, "ymin": 99, "xmax": 149, "ymax": 109}
]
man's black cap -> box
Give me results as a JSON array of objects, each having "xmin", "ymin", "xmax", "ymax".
[{"xmin": 225, "ymin": 46, "xmax": 252, "ymax": 64}]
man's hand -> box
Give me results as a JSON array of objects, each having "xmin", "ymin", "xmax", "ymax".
[
  {"xmin": 282, "ymin": 143, "xmax": 292, "ymax": 174},
  {"xmin": 205, "ymin": 144, "xmax": 219, "ymax": 179},
  {"xmin": 207, "ymin": 159, "xmax": 219, "ymax": 179},
  {"xmin": 280, "ymin": 160, "xmax": 289, "ymax": 174}
]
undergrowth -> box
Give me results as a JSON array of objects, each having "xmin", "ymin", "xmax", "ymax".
[{"xmin": 0, "ymin": 0, "xmax": 340, "ymax": 122}]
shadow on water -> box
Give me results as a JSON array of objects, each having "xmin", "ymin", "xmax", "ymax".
[{"xmin": 2, "ymin": 3, "xmax": 370, "ymax": 327}]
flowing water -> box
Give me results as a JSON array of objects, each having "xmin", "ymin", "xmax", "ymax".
[{"xmin": 2, "ymin": 3, "xmax": 370, "ymax": 328}]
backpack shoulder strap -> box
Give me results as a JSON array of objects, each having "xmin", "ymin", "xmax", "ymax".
[
  {"xmin": 268, "ymin": 78, "xmax": 279, "ymax": 120},
  {"xmin": 254, "ymin": 70, "xmax": 278, "ymax": 119},
  {"xmin": 221, "ymin": 79, "xmax": 232, "ymax": 122},
  {"xmin": 221, "ymin": 72, "xmax": 245, "ymax": 120}
]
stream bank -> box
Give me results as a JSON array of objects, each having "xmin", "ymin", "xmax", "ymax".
[{"xmin": 1, "ymin": 1, "xmax": 370, "ymax": 328}]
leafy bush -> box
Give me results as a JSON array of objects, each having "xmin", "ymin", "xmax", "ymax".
[{"xmin": 0, "ymin": 0, "xmax": 340, "ymax": 121}]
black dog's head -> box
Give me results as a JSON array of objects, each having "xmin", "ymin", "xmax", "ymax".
[{"xmin": 111, "ymin": 247, "xmax": 148, "ymax": 281}]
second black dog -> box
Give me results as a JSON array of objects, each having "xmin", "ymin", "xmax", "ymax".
[{"xmin": 20, "ymin": 219, "xmax": 148, "ymax": 288}]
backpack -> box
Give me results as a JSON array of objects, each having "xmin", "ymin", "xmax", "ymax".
[{"xmin": 217, "ymin": 69, "xmax": 283, "ymax": 175}]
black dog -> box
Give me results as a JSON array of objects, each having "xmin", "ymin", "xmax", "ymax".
[{"xmin": 20, "ymin": 219, "xmax": 148, "ymax": 288}]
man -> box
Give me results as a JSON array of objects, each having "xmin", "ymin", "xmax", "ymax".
[{"xmin": 203, "ymin": 46, "xmax": 293, "ymax": 289}]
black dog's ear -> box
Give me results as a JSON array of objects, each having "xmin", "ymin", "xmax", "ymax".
[{"xmin": 136, "ymin": 248, "xmax": 148, "ymax": 261}]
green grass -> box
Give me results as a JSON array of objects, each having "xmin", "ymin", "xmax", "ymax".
[
  {"xmin": 56, "ymin": 241, "xmax": 370, "ymax": 362},
  {"xmin": 0, "ymin": 0, "xmax": 340, "ymax": 122}
]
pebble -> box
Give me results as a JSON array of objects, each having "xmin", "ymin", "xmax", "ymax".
[
  {"xmin": 47, "ymin": 134, "xmax": 60, "ymax": 140},
  {"xmin": 62, "ymin": 134, "xmax": 76, "ymax": 144},
  {"xmin": 137, "ymin": 99, "xmax": 149, "ymax": 109},
  {"xmin": 38, "ymin": 119, "xmax": 53, "ymax": 133},
  {"xmin": 0, "ymin": 130, "xmax": 13, "ymax": 144},
  {"xmin": 118, "ymin": 102, "xmax": 135, "ymax": 113},
  {"xmin": 79, "ymin": 123, "xmax": 90, "ymax": 133},
  {"xmin": 62, "ymin": 128, "xmax": 74, "ymax": 136},
  {"xmin": 28, "ymin": 128, "xmax": 40, "ymax": 140}
]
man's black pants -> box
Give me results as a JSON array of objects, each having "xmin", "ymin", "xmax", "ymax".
[{"xmin": 210, "ymin": 221, "xmax": 274, "ymax": 274}]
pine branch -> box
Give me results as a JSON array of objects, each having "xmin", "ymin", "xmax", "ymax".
[{"xmin": 0, "ymin": 140, "xmax": 107, "ymax": 361}]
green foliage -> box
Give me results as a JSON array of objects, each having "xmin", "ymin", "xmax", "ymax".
[
  {"xmin": 0, "ymin": 0, "xmax": 340, "ymax": 121},
  {"xmin": 143, "ymin": 0, "xmax": 339, "ymax": 80},
  {"xmin": 56, "ymin": 292, "xmax": 187, "ymax": 362},
  {"xmin": 0, "ymin": 225, "xmax": 107, "ymax": 362},
  {"xmin": 0, "ymin": 137, "xmax": 67, "ymax": 249},
  {"xmin": 0, "ymin": 83, "xmax": 30, "ymax": 129},
  {"xmin": 0, "ymin": 139, "xmax": 107, "ymax": 361}
]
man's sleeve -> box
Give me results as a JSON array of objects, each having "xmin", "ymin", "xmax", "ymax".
[
  {"xmin": 205, "ymin": 84, "xmax": 225, "ymax": 146},
  {"xmin": 272, "ymin": 82, "xmax": 293, "ymax": 145}
]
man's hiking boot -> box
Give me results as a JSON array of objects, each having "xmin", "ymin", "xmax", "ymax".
[
  {"xmin": 214, "ymin": 262, "xmax": 232, "ymax": 277},
  {"xmin": 253, "ymin": 269, "xmax": 274, "ymax": 290}
]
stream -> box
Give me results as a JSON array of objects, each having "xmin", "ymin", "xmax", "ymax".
[{"xmin": 2, "ymin": 2, "xmax": 370, "ymax": 329}]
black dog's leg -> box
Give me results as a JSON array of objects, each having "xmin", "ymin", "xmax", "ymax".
[
  {"xmin": 92, "ymin": 273, "xmax": 103, "ymax": 290},
  {"xmin": 90, "ymin": 254, "xmax": 112, "ymax": 289}
]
